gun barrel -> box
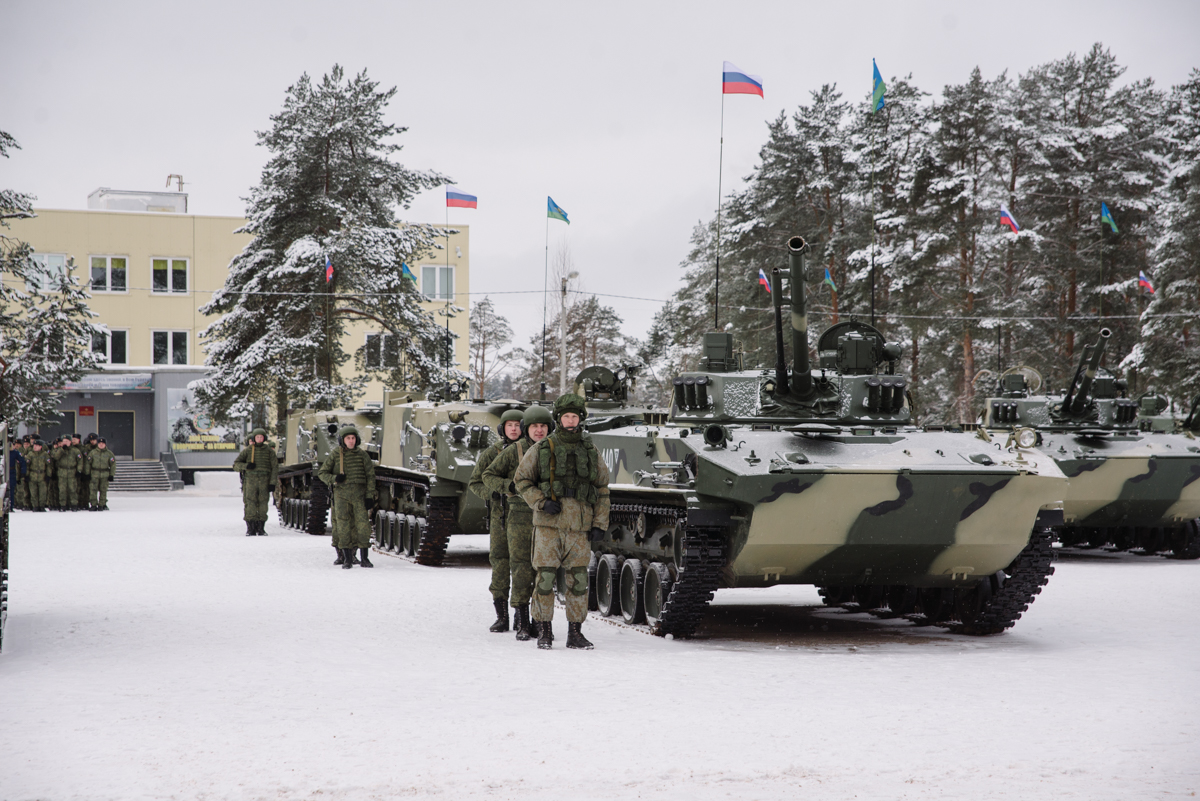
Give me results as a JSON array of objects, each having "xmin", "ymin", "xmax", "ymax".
[
  {"xmin": 788, "ymin": 236, "xmax": 814, "ymax": 398},
  {"xmin": 1069, "ymin": 328, "xmax": 1112, "ymax": 415},
  {"xmin": 772, "ymin": 267, "xmax": 789, "ymax": 396}
]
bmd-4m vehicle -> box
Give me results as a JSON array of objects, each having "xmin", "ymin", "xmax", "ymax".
[
  {"xmin": 585, "ymin": 237, "xmax": 1068, "ymax": 638},
  {"xmin": 276, "ymin": 385, "xmax": 523, "ymax": 565},
  {"xmin": 981, "ymin": 330, "xmax": 1200, "ymax": 559}
]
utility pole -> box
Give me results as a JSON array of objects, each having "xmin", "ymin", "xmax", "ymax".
[{"xmin": 558, "ymin": 273, "xmax": 577, "ymax": 395}]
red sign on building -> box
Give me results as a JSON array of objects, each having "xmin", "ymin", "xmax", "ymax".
[{"xmin": 79, "ymin": 406, "xmax": 95, "ymax": 417}]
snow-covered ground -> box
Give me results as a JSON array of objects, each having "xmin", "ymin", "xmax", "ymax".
[{"xmin": 2, "ymin": 483, "xmax": 1198, "ymax": 800}]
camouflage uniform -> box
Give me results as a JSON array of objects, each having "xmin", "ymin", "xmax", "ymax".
[
  {"xmin": 79, "ymin": 435, "xmax": 97, "ymax": 508},
  {"xmin": 317, "ymin": 425, "xmax": 377, "ymax": 567},
  {"xmin": 233, "ymin": 428, "xmax": 280, "ymax": 535},
  {"xmin": 84, "ymin": 442, "xmax": 117, "ymax": 510},
  {"xmin": 15, "ymin": 441, "xmax": 31, "ymax": 509},
  {"xmin": 26, "ymin": 444, "xmax": 50, "ymax": 510},
  {"xmin": 56, "ymin": 439, "xmax": 83, "ymax": 511},
  {"xmin": 468, "ymin": 408, "xmax": 524, "ymax": 629},
  {"xmin": 515, "ymin": 394, "xmax": 609, "ymax": 649}
]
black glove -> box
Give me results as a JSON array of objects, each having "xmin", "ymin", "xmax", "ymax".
[
  {"xmin": 247, "ymin": 461, "xmax": 256, "ymax": 470},
  {"xmin": 541, "ymin": 499, "xmax": 562, "ymax": 515},
  {"xmin": 588, "ymin": 527, "xmax": 606, "ymax": 543},
  {"xmin": 491, "ymin": 491, "xmax": 502, "ymax": 501},
  {"xmin": 335, "ymin": 473, "xmax": 346, "ymax": 484},
  {"xmin": 508, "ymin": 482, "xmax": 517, "ymax": 494},
  {"xmin": 365, "ymin": 496, "xmax": 375, "ymax": 509}
]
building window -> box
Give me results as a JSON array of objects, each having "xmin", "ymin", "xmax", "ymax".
[
  {"xmin": 90, "ymin": 255, "xmax": 128, "ymax": 293},
  {"xmin": 421, "ymin": 265, "xmax": 454, "ymax": 301},
  {"xmin": 28, "ymin": 253, "xmax": 68, "ymax": 292},
  {"xmin": 152, "ymin": 258, "xmax": 189, "ymax": 293},
  {"xmin": 91, "ymin": 329, "xmax": 128, "ymax": 365},
  {"xmin": 365, "ymin": 332, "xmax": 401, "ymax": 368},
  {"xmin": 152, "ymin": 330, "xmax": 188, "ymax": 365}
]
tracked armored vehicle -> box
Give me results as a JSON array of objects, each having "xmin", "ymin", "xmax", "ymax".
[
  {"xmin": 575, "ymin": 364, "xmax": 666, "ymax": 430},
  {"xmin": 276, "ymin": 386, "xmax": 524, "ymax": 565},
  {"xmin": 585, "ymin": 237, "xmax": 1068, "ymax": 638},
  {"xmin": 981, "ymin": 331, "xmax": 1200, "ymax": 559}
]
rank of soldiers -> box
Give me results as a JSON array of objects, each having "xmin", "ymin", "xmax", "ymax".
[{"xmin": 9, "ymin": 432, "xmax": 116, "ymax": 512}]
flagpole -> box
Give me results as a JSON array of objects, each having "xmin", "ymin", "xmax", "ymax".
[
  {"xmin": 541, "ymin": 212, "xmax": 549, "ymax": 401},
  {"xmin": 870, "ymin": 106, "xmax": 876, "ymax": 328},
  {"xmin": 445, "ymin": 204, "xmax": 452, "ymax": 396},
  {"xmin": 715, "ymin": 91, "xmax": 725, "ymax": 331}
]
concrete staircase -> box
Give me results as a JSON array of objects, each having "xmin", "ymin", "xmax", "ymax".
[{"xmin": 109, "ymin": 460, "xmax": 174, "ymax": 492}]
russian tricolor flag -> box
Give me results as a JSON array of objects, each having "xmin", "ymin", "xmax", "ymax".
[
  {"xmin": 1000, "ymin": 205, "xmax": 1020, "ymax": 233},
  {"xmin": 758, "ymin": 268, "xmax": 771, "ymax": 293},
  {"xmin": 723, "ymin": 62, "xmax": 763, "ymax": 97},
  {"xmin": 1138, "ymin": 271, "xmax": 1155, "ymax": 294},
  {"xmin": 446, "ymin": 187, "xmax": 478, "ymax": 209},
  {"xmin": 325, "ymin": 255, "xmax": 333, "ymax": 283}
]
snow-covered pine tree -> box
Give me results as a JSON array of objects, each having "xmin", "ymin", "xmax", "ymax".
[
  {"xmin": 1142, "ymin": 69, "xmax": 1200, "ymax": 409},
  {"xmin": 0, "ymin": 130, "xmax": 102, "ymax": 426},
  {"xmin": 195, "ymin": 66, "xmax": 451, "ymax": 431}
]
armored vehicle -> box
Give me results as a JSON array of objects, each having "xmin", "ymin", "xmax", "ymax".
[
  {"xmin": 575, "ymin": 364, "xmax": 666, "ymax": 430},
  {"xmin": 981, "ymin": 331, "xmax": 1200, "ymax": 559},
  {"xmin": 584, "ymin": 237, "xmax": 1068, "ymax": 638},
  {"xmin": 276, "ymin": 386, "xmax": 524, "ymax": 565}
]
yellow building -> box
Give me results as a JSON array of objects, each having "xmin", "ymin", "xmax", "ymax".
[{"xmin": 5, "ymin": 189, "xmax": 469, "ymax": 467}]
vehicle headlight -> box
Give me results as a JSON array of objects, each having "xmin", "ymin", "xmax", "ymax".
[{"xmin": 1016, "ymin": 428, "xmax": 1038, "ymax": 449}]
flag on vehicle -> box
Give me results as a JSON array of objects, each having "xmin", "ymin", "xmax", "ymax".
[
  {"xmin": 402, "ymin": 262, "xmax": 416, "ymax": 282},
  {"xmin": 1138, "ymin": 270, "xmax": 1155, "ymax": 294},
  {"xmin": 446, "ymin": 187, "xmax": 477, "ymax": 209},
  {"xmin": 1000, "ymin": 206, "xmax": 1020, "ymax": 233},
  {"xmin": 758, "ymin": 268, "xmax": 771, "ymax": 293},
  {"xmin": 547, "ymin": 197, "xmax": 570, "ymax": 224},
  {"xmin": 723, "ymin": 62, "xmax": 763, "ymax": 97},
  {"xmin": 1101, "ymin": 202, "xmax": 1119, "ymax": 234},
  {"xmin": 325, "ymin": 255, "xmax": 333, "ymax": 283},
  {"xmin": 823, "ymin": 266, "xmax": 838, "ymax": 293},
  {"xmin": 872, "ymin": 59, "xmax": 886, "ymax": 113}
]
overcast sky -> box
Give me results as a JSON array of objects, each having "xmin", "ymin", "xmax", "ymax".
[{"xmin": 3, "ymin": 0, "xmax": 1198, "ymax": 351}]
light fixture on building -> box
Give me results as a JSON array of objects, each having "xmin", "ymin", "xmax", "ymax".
[{"xmin": 113, "ymin": 392, "xmax": 123, "ymax": 396}]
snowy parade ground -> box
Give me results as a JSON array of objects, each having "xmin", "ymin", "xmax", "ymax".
[{"xmin": 1, "ymin": 475, "xmax": 1197, "ymax": 800}]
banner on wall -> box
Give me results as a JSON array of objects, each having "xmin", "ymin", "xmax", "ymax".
[
  {"xmin": 167, "ymin": 388, "xmax": 240, "ymax": 451},
  {"xmin": 61, "ymin": 373, "xmax": 153, "ymax": 392}
]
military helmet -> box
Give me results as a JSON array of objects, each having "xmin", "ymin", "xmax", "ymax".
[
  {"xmin": 522, "ymin": 405, "xmax": 555, "ymax": 434},
  {"xmin": 552, "ymin": 393, "xmax": 587, "ymax": 422},
  {"xmin": 251, "ymin": 427, "xmax": 267, "ymax": 440},
  {"xmin": 337, "ymin": 425, "xmax": 361, "ymax": 448},
  {"xmin": 497, "ymin": 408, "xmax": 524, "ymax": 439}
]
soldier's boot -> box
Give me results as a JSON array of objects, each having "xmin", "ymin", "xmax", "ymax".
[
  {"xmin": 489, "ymin": 598, "xmax": 510, "ymax": 633},
  {"xmin": 257, "ymin": 520, "xmax": 268, "ymax": 536},
  {"xmin": 245, "ymin": 521, "xmax": 256, "ymax": 537},
  {"xmin": 359, "ymin": 548, "xmax": 374, "ymax": 568},
  {"xmin": 514, "ymin": 606, "xmax": 532, "ymax": 641},
  {"xmin": 537, "ymin": 620, "xmax": 553, "ymax": 650},
  {"xmin": 566, "ymin": 622, "xmax": 594, "ymax": 650},
  {"xmin": 341, "ymin": 549, "xmax": 354, "ymax": 569},
  {"xmin": 333, "ymin": 547, "xmax": 346, "ymax": 566}
]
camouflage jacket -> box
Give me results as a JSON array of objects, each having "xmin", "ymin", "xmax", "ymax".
[
  {"xmin": 233, "ymin": 440, "xmax": 279, "ymax": 485},
  {"xmin": 482, "ymin": 437, "xmax": 535, "ymax": 515},
  {"xmin": 27, "ymin": 450, "xmax": 50, "ymax": 479},
  {"xmin": 84, "ymin": 447, "xmax": 117, "ymax": 479},
  {"xmin": 317, "ymin": 446, "xmax": 376, "ymax": 498},
  {"xmin": 468, "ymin": 435, "xmax": 507, "ymax": 502},
  {"xmin": 514, "ymin": 433, "xmax": 610, "ymax": 532}
]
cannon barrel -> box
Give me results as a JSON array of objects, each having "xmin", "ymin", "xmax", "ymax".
[
  {"xmin": 771, "ymin": 267, "xmax": 789, "ymax": 396},
  {"xmin": 788, "ymin": 236, "xmax": 814, "ymax": 398},
  {"xmin": 1069, "ymin": 328, "xmax": 1112, "ymax": 415}
]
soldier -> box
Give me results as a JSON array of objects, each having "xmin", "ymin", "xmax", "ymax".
[
  {"xmin": 483, "ymin": 405, "xmax": 553, "ymax": 641},
  {"xmin": 317, "ymin": 426, "xmax": 377, "ymax": 569},
  {"xmin": 15, "ymin": 435, "xmax": 31, "ymax": 510},
  {"xmin": 85, "ymin": 437, "xmax": 117, "ymax": 510},
  {"xmin": 26, "ymin": 439, "xmax": 50, "ymax": 512},
  {"xmin": 468, "ymin": 408, "xmax": 525, "ymax": 633},
  {"xmin": 232, "ymin": 428, "xmax": 279, "ymax": 536},
  {"xmin": 77, "ymin": 433, "xmax": 97, "ymax": 508},
  {"xmin": 7, "ymin": 439, "xmax": 27, "ymax": 511},
  {"xmin": 55, "ymin": 435, "xmax": 82, "ymax": 512},
  {"xmin": 514, "ymin": 393, "xmax": 609, "ymax": 650}
]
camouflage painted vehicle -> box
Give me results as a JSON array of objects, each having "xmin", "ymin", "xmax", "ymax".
[
  {"xmin": 584, "ymin": 236, "xmax": 1068, "ymax": 638},
  {"xmin": 981, "ymin": 330, "xmax": 1200, "ymax": 559},
  {"xmin": 1, "ymin": 420, "xmax": 9, "ymax": 651},
  {"xmin": 1135, "ymin": 392, "xmax": 1181, "ymax": 433},
  {"xmin": 575, "ymin": 364, "xmax": 666, "ymax": 430},
  {"xmin": 277, "ymin": 383, "xmax": 524, "ymax": 565}
]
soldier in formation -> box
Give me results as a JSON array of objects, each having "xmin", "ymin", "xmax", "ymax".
[
  {"xmin": 317, "ymin": 425, "xmax": 377, "ymax": 569},
  {"xmin": 15, "ymin": 435, "xmax": 32, "ymax": 509},
  {"xmin": 483, "ymin": 405, "xmax": 553, "ymax": 641},
  {"xmin": 514, "ymin": 393, "xmax": 609, "ymax": 650},
  {"xmin": 469, "ymin": 408, "xmax": 525, "ymax": 633},
  {"xmin": 233, "ymin": 427, "xmax": 279, "ymax": 536},
  {"xmin": 84, "ymin": 437, "xmax": 117, "ymax": 510},
  {"xmin": 55, "ymin": 434, "xmax": 84, "ymax": 512},
  {"xmin": 26, "ymin": 439, "xmax": 50, "ymax": 512},
  {"xmin": 7, "ymin": 438, "xmax": 27, "ymax": 510}
]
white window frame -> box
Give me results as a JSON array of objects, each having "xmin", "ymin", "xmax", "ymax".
[
  {"xmin": 151, "ymin": 329, "xmax": 189, "ymax": 365},
  {"xmin": 365, "ymin": 332, "xmax": 401, "ymax": 369},
  {"xmin": 91, "ymin": 328, "xmax": 129, "ymax": 365},
  {"xmin": 27, "ymin": 252, "xmax": 69, "ymax": 292},
  {"xmin": 421, "ymin": 265, "xmax": 454, "ymax": 301},
  {"xmin": 151, "ymin": 257, "xmax": 189, "ymax": 294},
  {"xmin": 90, "ymin": 254, "xmax": 129, "ymax": 294}
]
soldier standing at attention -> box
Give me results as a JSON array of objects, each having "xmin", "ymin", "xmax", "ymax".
[
  {"xmin": 8, "ymin": 439, "xmax": 27, "ymax": 510},
  {"xmin": 233, "ymin": 428, "xmax": 279, "ymax": 536},
  {"xmin": 483, "ymin": 405, "xmax": 553, "ymax": 641},
  {"xmin": 78, "ymin": 433, "xmax": 97, "ymax": 509},
  {"xmin": 85, "ymin": 437, "xmax": 117, "ymax": 511},
  {"xmin": 514, "ymin": 393, "xmax": 609, "ymax": 650},
  {"xmin": 15, "ymin": 436, "xmax": 31, "ymax": 509},
  {"xmin": 65, "ymin": 434, "xmax": 84, "ymax": 511},
  {"xmin": 27, "ymin": 439, "xmax": 50, "ymax": 512},
  {"xmin": 317, "ymin": 426, "xmax": 377, "ymax": 569},
  {"xmin": 469, "ymin": 408, "xmax": 525, "ymax": 633}
]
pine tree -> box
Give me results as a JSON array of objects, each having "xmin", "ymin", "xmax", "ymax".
[
  {"xmin": 195, "ymin": 66, "xmax": 451, "ymax": 430},
  {"xmin": 0, "ymin": 131, "xmax": 102, "ymax": 426}
]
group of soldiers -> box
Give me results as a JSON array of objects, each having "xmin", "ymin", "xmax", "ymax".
[
  {"xmin": 470, "ymin": 393, "xmax": 610, "ymax": 651},
  {"xmin": 8, "ymin": 432, "xmax": 117, "ymax": 512}
]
